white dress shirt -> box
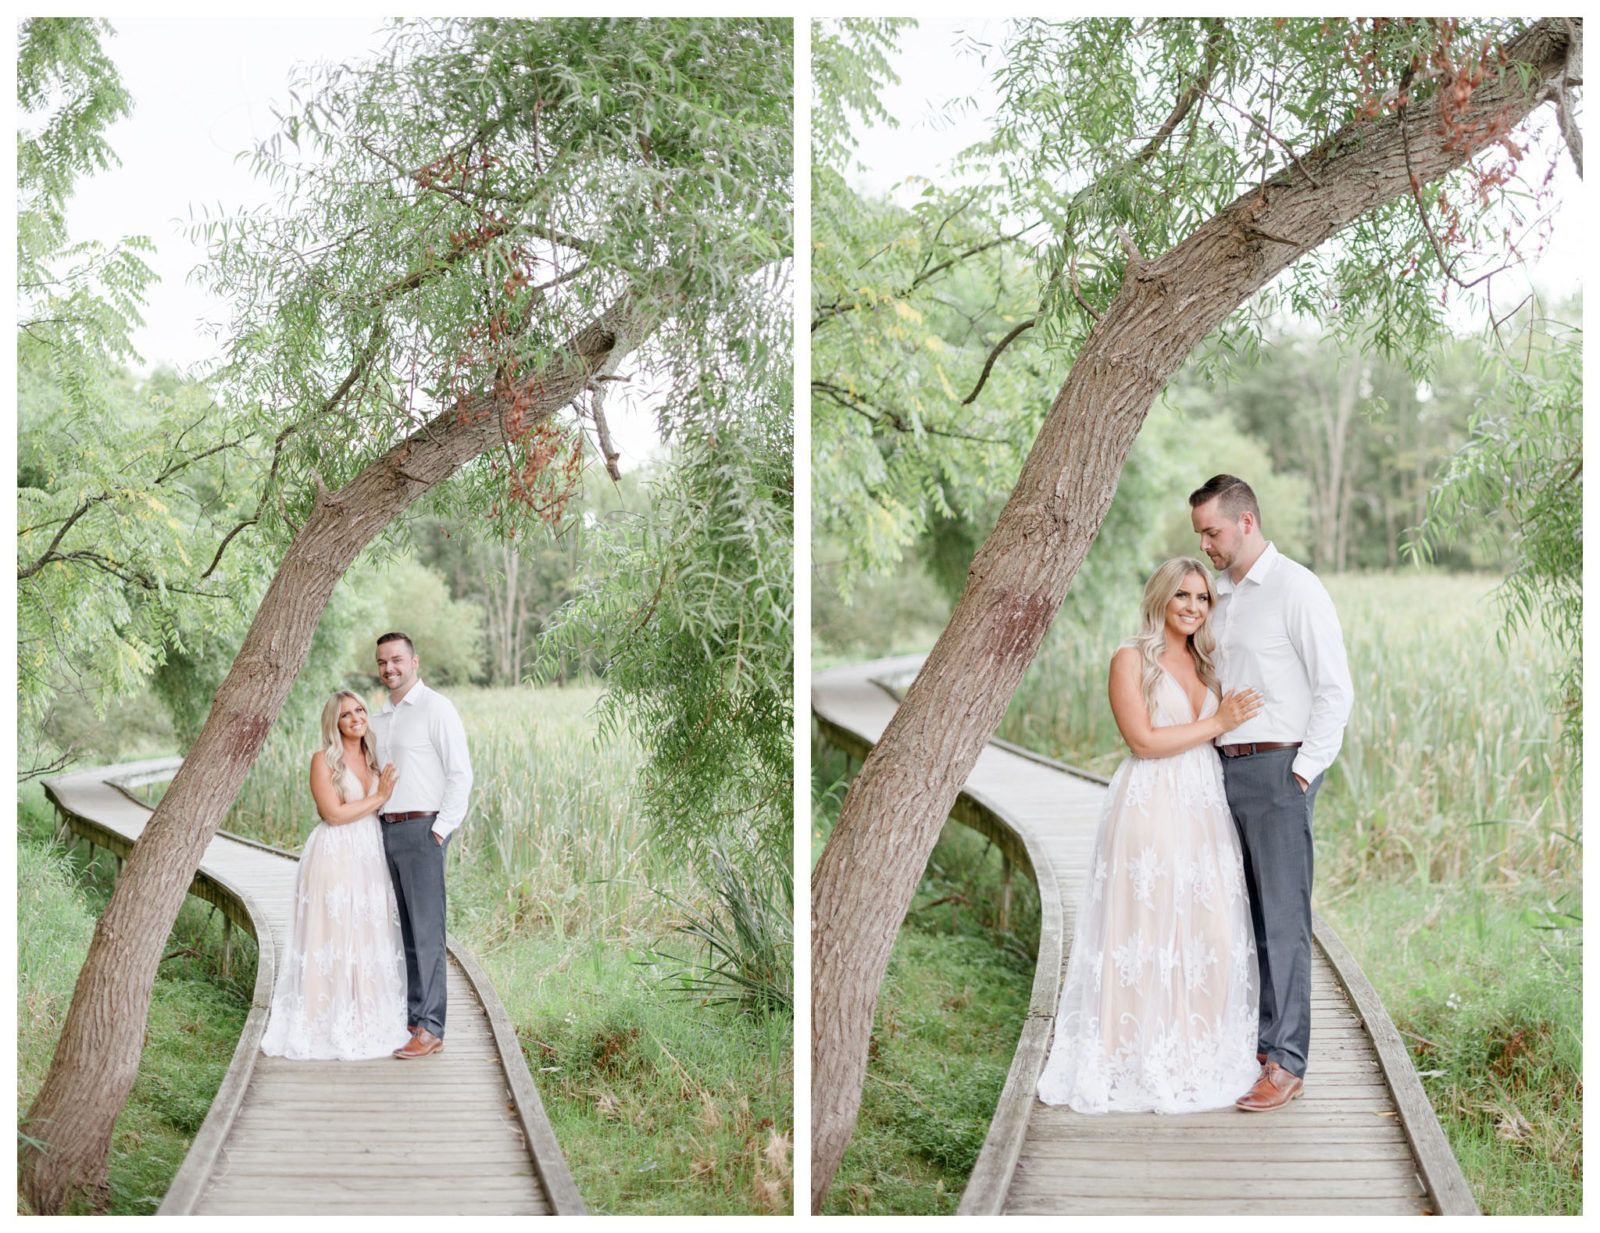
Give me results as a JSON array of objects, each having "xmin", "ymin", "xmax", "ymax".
[
  {"xmin": 371, "ymin": 679, "xmax": 473, "ymax": 840},
  {"xmin": 1212, "ymin": 542, "xmax": 1354, "ymax": 783}
]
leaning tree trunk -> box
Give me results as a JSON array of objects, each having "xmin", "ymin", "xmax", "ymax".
[
  {"xmin": 810, "ymin": 19, "xmax": 1575, "ymax": 1210},
  {"xmin": 20, "ymin": 293, "xmax": 658, "ymax": 1214}
]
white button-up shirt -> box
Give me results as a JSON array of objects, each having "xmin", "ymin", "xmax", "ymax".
[
  {"xmin": 371, "ymin": 679, "xmax": 473, "ymax": 840},
  {"xmin": 1212, "ymin": 542, "xmax": 1354, "ymax": 783}
]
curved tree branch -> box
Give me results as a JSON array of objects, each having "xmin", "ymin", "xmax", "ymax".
[
  {"xmin": 814, "ymin": 380, "xmax": 1013, "ymax": 445},
  {"xmin": 960, "ymin": 317, "xmax": 1037, "ymax": 405},
  {"xmin": 812, "ymin": 229, "xmax": 1033, "ymax": 332},
  {"xmin": 17, "ymin": 497, "xmax": 107, "ymax": 580}
]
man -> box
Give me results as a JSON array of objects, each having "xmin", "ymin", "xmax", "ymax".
[
  {"xmin": 370, "ymin": 631, "xmax": 473, "ymax": 1060},
  {"xmin": 1189, "ymin": 475, "xmax": 1354, "ymax": 1111}
]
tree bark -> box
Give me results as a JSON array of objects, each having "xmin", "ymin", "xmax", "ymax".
[
  {"xmin": 810, "ymin": 19, "xmax": 1575, "ymax": 1210},
  {"xmin": 1309, "ymin": 357, "xmax": 1359, "ymax": 571},
  {"xmin": 20, "ymin": 290, "xmax": 661, "ymax": 1213}
]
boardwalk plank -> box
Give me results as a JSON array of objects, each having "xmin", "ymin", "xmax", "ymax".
[
  {"xmin": 1021, "ymin": 1140, "xmax": 1412, "ymax": 1162},
  {"xmin": 1009, "ymin": 1171, "xmax": 1425, "ymax": 1198},
  {"xmin": 813, "ymin": 657, "xmax": 1475, "ymax": 1218},
  {"xmin": 1005, "ymin": 1195, "xmax": 1435, "ymax": 1215},
  {"xmin": 1012, "ymin": 1156, "xmax": 1422, "ymax": 1180}
]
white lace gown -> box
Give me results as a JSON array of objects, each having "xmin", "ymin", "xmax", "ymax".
[
  {"xmin": 1036, "ymin": 669, "xmax": 1260, "ymax": 1113},
  {"xmin": 260, "ymin": 765, "xmax": 412, "ymax": 1060}
]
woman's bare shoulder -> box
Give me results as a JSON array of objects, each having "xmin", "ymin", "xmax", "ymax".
[{"xmin": 1110, "ymin": 645, "xmax": 1141, "ymax": 671}]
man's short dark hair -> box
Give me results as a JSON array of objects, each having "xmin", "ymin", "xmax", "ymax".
[
  {"xmin": 1188, "ymin": 474, "xmax": 1261, "ymax": 525},
  {"xmin": 376, "ymin": 631, "xmax": 415, "ymax": 655}
]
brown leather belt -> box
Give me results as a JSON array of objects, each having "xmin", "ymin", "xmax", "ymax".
[
  {"xmin": 1218, "ymin": 741, "xmax": 1302, "ymax": 758},
  {"xmin": 379, "ymin": 810, "xmax": 439, "ymax": 823}
]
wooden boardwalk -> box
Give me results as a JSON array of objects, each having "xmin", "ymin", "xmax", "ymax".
[
  {"xmin": 43, "ymin": 757, "xmax": 584, "ymax": 1216},
  {"xmin": 813, "ymin": 656, "xmax": 1476, "ymax": 1216}
]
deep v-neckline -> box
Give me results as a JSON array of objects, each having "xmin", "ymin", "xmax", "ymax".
[
  {"xmin": 1160, "ymin": 664, "xmax": 1206, "ymax": 722},
  {"xmin": 343, "ymin": 752, "xmax": 375, "ymax": 799}
]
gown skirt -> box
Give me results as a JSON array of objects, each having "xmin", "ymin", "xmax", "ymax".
[
  {"xmin": 260, "ymin": 765, "xmax": 413, "ymax": 1061},
  {"xmin": 1036, "ymin": 671, "xmax": 1261, "ymax": 1113}
]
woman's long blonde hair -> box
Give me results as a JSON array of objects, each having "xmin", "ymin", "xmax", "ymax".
[
  {"xmin": 319, "ymin": 690, "xmax": 380, "ymax": 802},
  {"xmin": 1127, "ymin": 557, "xmax": 1222, "ymax": 717}
]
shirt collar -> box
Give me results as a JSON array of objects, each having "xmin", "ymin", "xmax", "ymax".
[
  {"xmin": 1215, "ymin": 541, "xmax": 1279, "ymax": 594},
  {"xmin": 378, "ymin": 678, "xmax": 428, "ymax": 714}
]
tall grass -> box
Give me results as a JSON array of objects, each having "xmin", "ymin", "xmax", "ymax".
[{"xmin": 224, "ymin": 685, "xmax": 680, "ymax": 942}]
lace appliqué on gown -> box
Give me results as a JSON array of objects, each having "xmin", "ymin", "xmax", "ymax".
[
  {"xmin": 1036, "ymin": 671, "xmax": 1259, "ymax": 1113},
  {"xmin": 260, "ymin": 765, "xmax": 411, "ymax": 1060}
]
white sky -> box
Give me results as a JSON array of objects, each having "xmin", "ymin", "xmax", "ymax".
[
  {"xmin": 845, "ymin": 19, "xmax": 1583, "ymax": 331},
  {"xmin": 56, "ymin": 17, "xmax": 666, "ymax": 470}
]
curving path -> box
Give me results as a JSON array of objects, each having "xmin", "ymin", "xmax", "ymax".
[
  {"xmin": 42, "ymin": 757, "xmax": 584, "ymax": 1216},
  {"xmin": 813, "ymin": 656, "xmax": 1476, "ymax": 1216}
]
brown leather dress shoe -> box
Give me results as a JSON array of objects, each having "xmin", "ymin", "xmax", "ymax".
[
  {"xmin": 394, "ymin": 1028, "xmax": 443, "ymax": 1059},
  {"xmin": 1236, "ymin": 1061, "xmax": 1304, "ymax": 1111}
]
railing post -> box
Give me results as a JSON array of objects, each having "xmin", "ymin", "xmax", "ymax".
[
  {"xmin": 222, "ymin": 916, "xmax": 233, "ymax": 980},
  {"xmin": 999, "ymin": 853, "xmax": 1013, "ymax": 933}
]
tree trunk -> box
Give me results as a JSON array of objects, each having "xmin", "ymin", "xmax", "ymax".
[
  {"xmin": 492, "ymin": 545, "xmax": 520, "ymax": 685},
  {"xmin": 810, "ymin": 19, "xmax": 1574, "ymax": 1210},
  {"xmin": 20, "ymin": 293, "xmax": 657, "ymax": 1213},
  {"xmin": 1327, "ymin": 359, "xmax": 1358, "ymax": 572}
]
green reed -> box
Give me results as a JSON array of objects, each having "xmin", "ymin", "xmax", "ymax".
[{"xmin": 1000, "ymin": 572, "xmax": 1578, "ymax": 892}]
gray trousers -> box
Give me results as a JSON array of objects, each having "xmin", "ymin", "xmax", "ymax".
[
  {"xmin": 1220, "ymin": 747, "xmax": 1321, "ymax": 1079},
  {"xmin": 382, "ymin": 817, "xmax": 450, "ymax": 1038}
]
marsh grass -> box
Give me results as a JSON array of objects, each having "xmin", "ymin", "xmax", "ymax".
[
  {"xmin": 1320, "ymin": 880, "xmax": 1581, "ymax": 1215},
  {"xmin": 225, "ymin": 685, "xmax": 678, "ymax": 938},
  {"xmin": 483, "ymin": 935, "xmax": 793, "ymax": 1213},
  {"xmin": 17, "ymin": 782, "xmax": 250, "ymax": 1215},
  {"xmin": 219, "ymin": 681, "xmax": 793, "ymax": 1213}
]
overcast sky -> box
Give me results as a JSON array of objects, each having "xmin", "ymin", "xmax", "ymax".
[
  {"xmin": 56, "ymin": 17, "xmax": 665, "ymax": 469},
  {"xmin": 844, "ymin": 20, "xmax": 1583, "ymax": 332}
]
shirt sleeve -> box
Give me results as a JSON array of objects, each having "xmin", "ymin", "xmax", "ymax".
[
  {"xmin": 430, "ymin": 698, "xmax": 473, "ymax": 838},
  {"xmin": 1287, "ymin": 572, "xmax": 1355, "ymax": 783}
]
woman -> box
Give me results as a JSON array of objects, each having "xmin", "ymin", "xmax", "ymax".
[
  {"xmin": 260, "ymin": 691, "xmax": 412, "ymax": 1060},
  {"xmin": 1035, "ymin": 558, "xmax": 1263, "ymax": 1113}
]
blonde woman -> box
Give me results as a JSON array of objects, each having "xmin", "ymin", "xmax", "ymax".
[
  {"xmin": 1036, "ymin": 558, "xmax": 1264, "ymax": 1112},
  {"xmin": 261, "ymin": 691, "xmax": 412, "ymax": 1059}
]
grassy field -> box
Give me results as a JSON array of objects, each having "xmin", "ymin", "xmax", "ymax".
[
  {"xmin": 222, "ymin": 681, "xmax": 794, "ymax": 1214},
  {"xmin": 813, "ymin": 570, "xmax": 1581, "ymax": 1215},
  {"xmin": 17, "ymin": 783, "xmax": 250, "ymax": 1215}
]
